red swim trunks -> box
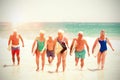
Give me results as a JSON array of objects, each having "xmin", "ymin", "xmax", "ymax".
[{"xmin": 11, "ymin": 47, "xmax": 20, "ymax": 56}]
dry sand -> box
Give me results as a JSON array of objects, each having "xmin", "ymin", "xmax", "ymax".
[{"xmin": 0, "ymin": 37, "xmax": 120, "ymax": 80}]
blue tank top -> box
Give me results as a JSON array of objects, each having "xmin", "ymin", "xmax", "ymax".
[{"xmin": 98, "ymin": 39, "xmax": 107, "ymax": 53}]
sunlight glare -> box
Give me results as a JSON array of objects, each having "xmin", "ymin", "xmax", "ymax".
[{"xmin": 11, "ymin": 15, "xmax": 24, "ymax": 28}]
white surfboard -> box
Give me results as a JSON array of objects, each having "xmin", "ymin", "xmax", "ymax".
[{"xmin": 55, "ymin": 42, "xmax": 63, "ymax": 54}]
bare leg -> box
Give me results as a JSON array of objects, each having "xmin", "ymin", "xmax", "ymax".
[
  {"xmin": 12, "ymin": 55, "xmax": 15, "ymax": 65},
  {"xmin": 17, "ymin": 55, "xmax": 20, "ymax": 65},
  {"xmin": 101, "ymin": 51, "xmax": 107, "ymax": 70},
  {"xmin": 81, "ymin": 59, "xmax": 84, "ymax": 69},
  {"xmin": 62, "ymin": 52, "xmax": 67, "ymax": 72},
  {"xmin": 11, "ymin": 50, "xmax": 15, "ymax": 65},
  {"xmin": 41, "ymin": 51, "xmax": 45, "ymax": 71},
  {"xmin": 56, "ymin": 54, "xmax": 61, "ymax": 72},
  {"xmin": 17, "ymin": 49, "xmax": 20, "ymax": 65},
  {"xmin": 48, "ymin": 57, "xmax": 50, "ymax": 64},
  {"xmin": 97, "ymin": 52, "xmax": 101, "ymax": 69},
  {"xmin": 75, "ymin": 58, "xmax": 79, "ymax": 66},
  {"xmin": 50, "ymin": 57, "xmax": 54, "ymax": 64},
  {"xmin": 36, "ymin": 52, "xmax": 40, "ymax": 71}
]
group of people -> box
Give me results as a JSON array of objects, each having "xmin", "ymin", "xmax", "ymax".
[{"xmin": 8, "ymin": 29, "xmax": 114, "ymax": 72}]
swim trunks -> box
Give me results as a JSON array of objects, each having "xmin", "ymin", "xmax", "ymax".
[
  {"xmin": 11, "ymin": 46, "xmax": 20, "ymax": 56},
  {"xmin": 47, "ymin": 49, "xmax": 55, "ymax": 58},
  {"xmin": 75, "ymin": 49, "xmax": 86, "ymax": 59}
]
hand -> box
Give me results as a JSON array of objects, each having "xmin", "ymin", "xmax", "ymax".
[
  {"xmin": 112, "ymin": 48, "xmax": 114, "ymax": 51},
  {"xmin": 92, "ymin": 50, "xmax": 94, "ymax": 54},
  {"xmin": 88, "ymin": 52, "xmax": 90, "ymax": 57},
  {"xmin": 32, "ymin": 53, "xmax": 35, "ymax": 56},
  {"xmin": 70, "ymin": 53, "xmax": 72, "ymax": 56},
  {"xmin": 7, "ymin": 45, "xmax": 11, "ymax": 51},
  {"xmin": 32, "ymin": 49, "xmax": 34, "ymax": 54},
  {"xmin": 22, "ymin": 44, "xmax": 24, "ymax": 47},
  {"xmin": 31, "ymin": 50, "xmax": 35, "ymax": 56}
]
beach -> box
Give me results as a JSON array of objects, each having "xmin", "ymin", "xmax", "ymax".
[
  {"xmin": 0, "ymin": 22, "xmax": 120, "ymax": 80},
  {"xmin": 0, "ymin": 0, "xmax": 120, "ymax": 79},
  {"xmin": 0, "ymin": 36, "xmax": 120, "ymax": 80}
]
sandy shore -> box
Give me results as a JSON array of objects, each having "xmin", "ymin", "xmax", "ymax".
[{"xmin": 0, "ymin": 37, "xmax": 120, "ymax": 80}]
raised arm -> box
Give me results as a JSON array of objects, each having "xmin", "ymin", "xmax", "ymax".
[
  {"xmin": 107, "ymin": 38, "xmax": 114, "ymax": 51},
  {"xmin": 19, "ymin": 35, "xmax": 24, "ymax": 47},
  {"xmin": 92, "ymin": 38, "xmax": 98, "ymax": 54}
]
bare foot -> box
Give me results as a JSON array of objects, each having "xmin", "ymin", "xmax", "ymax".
[
  {"xmin": 101, "ymin": 66, "xmax": 104, "ymax": 70},
  {"xmin": 75, "ymin": 63, "xmax": 78, "ymax": 66},
  {"xmin": 13, "ymin": 63, "xmax": 15, "ymax": 66},
  {"xmin": 56, "ymin": 69, "xmax": 58, "ymax": 72},
  {"xmin": 41, "ymin": 68, "xmax": 44, "ymax": 71},
  {"xmin": 97, "ymin": 65, "xmax": 100, "ymax": 69},
  {"xmin": 17, "ymin": 63, "xmax": 20, "ymax": 66},
  {"xmin": 36, "ymin": 68, "xmax": 39, "ymax": 72}
]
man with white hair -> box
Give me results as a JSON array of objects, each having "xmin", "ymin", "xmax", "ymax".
[
  {"xmin": 8, "ymin": 29, "xmax": 24, "ymax": 65},
  {"xmin": 55, "ymin": 29, "xmax": 68, "ymax": 72},
  {"xmin": 70, "ymin": 31, "xmax": 90, "ymax": 70}
]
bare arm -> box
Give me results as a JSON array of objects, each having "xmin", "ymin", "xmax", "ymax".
[
  {"xmin": 32, "ymin": 38, "xmax": 37, "ymax": 53},
  {"xmin": 84, "ymin": 40, "xmax": 90, "ymax": 56},
  {"xmin": 19, "ymin": 35, "xmax": 24, "ymax": 47},
  {"xmin": 107, "ymin": 38, "xmax": 114, "ymax": 51},
  {"xmin": 70, "ymin": 38, "xmax": 75, "ymax": 55},
  {"xmin": 65, "ymin": 37, "xmax": 69, "ymax": 48},
  {"xmin": 53, "ymin": 39, "xmax": 56, "ymax": 51},
  {"xmin": 8, "ymin": 35, "xmax": 12, "ymax": 46},
  {"xmin": 92, "ymin": 38, "xmax": 98, "ymax": 54}
]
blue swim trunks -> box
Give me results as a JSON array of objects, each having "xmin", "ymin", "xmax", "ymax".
[
  {"xmin": 47, "ymin": 49, "xmax": 55, "ymax": 58},
  {"xmin": 75, "ymin": 49, "xmax": 86, "ymax": 59}
]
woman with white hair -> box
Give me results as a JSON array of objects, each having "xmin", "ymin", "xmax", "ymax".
[
  {"xmin": 70, "ymin": 31, "xmax": 90, "ymax": 70},
  {"xmin": 32, "ymin": 30, "xmax": 46, "ymax": 71},
  {"xmin": 55, "ymin": 29, "xmax": 69, "ymax": 72}
]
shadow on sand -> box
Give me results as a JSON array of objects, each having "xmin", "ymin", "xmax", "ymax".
[
  {"xmin": 3, "ymin": 64, "xmax": 16, "ymax": 68},
  {"xmin": 88, "ymin": 68, "xmax": 101, "ymax": 72}
]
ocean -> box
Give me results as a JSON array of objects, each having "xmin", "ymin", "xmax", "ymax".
[{"xmin": 0, "ymin": 22, "xmax": 120, "ymax": 39}]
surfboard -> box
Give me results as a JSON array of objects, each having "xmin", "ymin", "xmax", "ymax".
[{"xmin": 55, "ymin": 42, "xmax": 63, "ymax": 54}]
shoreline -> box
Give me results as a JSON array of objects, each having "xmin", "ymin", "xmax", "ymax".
[{"xmin": 0, "ymin": 36, "xmax": 120, "ymax": 40}]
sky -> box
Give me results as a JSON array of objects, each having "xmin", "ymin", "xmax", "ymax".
[{"xmin": 0, "ymin": 0, "xmax": 120, "ymax": 22}]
